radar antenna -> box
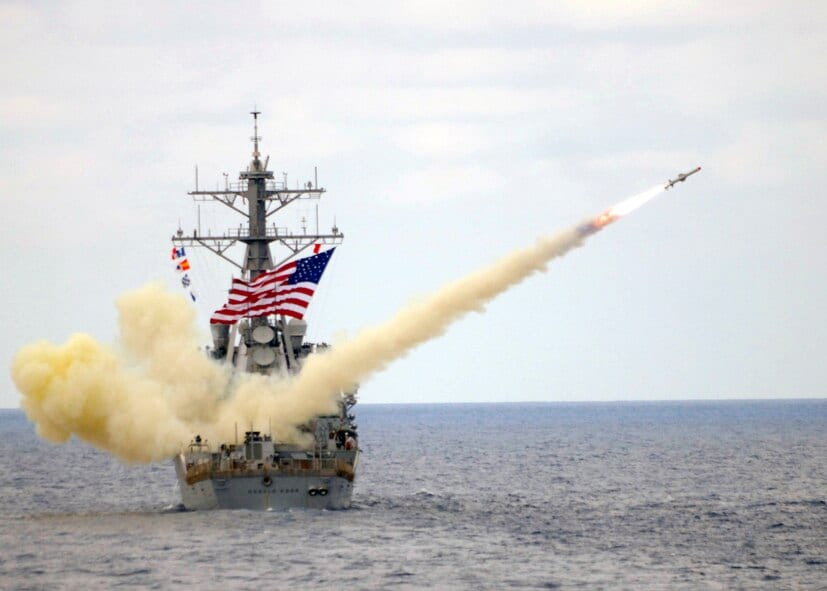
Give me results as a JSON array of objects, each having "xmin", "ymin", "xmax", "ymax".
[
  {"xmin": 250, "ymin": 109, "xmax": 262, "ymax": 163},
  {"xmin": 172, "ymin": 112, "xmax": 343, "ymax": 275}
]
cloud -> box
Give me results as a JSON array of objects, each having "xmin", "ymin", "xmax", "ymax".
[
  {"xmin": 331, "ymin": 86, "xmax": 583, "ymax": 122},
  {"xmin": 713, "ymin": 118, "xmax": 827, "ymax": 187},
  {"xmin": 0, "ymin": 3, "xmax": 40, "ymax": 45},
  {"xmin": 393, "ymin": 122, "xmax": 492, "ymax": 158},
  {"xmin": 389, "ymin": 164, "xmax": 504, "ymax": 205},
  {"xmin": 2, "ymin": 0, "xmax": 826, "ymax": 410},
  {"xmin": 584, "ymin": 149, "xmax": 700, "ymax": 175},
  {"xmin": 0, "ymin": 95, "xmax": 69, "ymax": 129},
  {"xmin": 261, "ymin": 0, "xmax": 752, "ymax": 31}
]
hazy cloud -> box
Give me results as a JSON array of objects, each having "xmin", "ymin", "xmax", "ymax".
[{"xmin": 1, "ymin": 1, "xmax": 825, "ymax": 407}]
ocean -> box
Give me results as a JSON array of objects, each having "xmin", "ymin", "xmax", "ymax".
[{"xmin": 0, "ymin": 400, "xmax": 825, "ymax": 589}]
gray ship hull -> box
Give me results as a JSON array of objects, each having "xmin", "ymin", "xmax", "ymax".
[{"xmin": 174, "ymin": 455, "xmax": 354, "ymax": 511}]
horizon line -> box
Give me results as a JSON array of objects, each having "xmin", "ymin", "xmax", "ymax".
[{"xmin": 2, "ymin": 395, "xmax": 826, "ymax": 411}]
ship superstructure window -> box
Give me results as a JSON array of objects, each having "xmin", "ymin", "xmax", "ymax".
[{"xmin": 245, "ymin": 442, "xmax": 264, "ymax": 460}]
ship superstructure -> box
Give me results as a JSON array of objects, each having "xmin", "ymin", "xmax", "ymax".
[{"xmin": 171, "ymin": 112, "xmax": 359, "ymax": 510}]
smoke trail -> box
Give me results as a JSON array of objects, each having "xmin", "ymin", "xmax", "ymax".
[
  {"xmin": 214, "ymin": 184, "xmax": 668, "ymax": 431},
  {"xmin": 226, "ymin": 230, "xmax": 587, "ymax": 431},
  {"xmin": 12, "ymin": 185, "xmax": 666, "ymax": 462},
  {"xmin": 232, "ymin": 184, "xmax": 669, "ymax": 430}
]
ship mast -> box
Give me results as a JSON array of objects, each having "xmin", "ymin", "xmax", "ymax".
[
  {"xmin": 242, "ymin": 110, "xmax": 274, "ymax": 279},
  {"xmin": 173, "ymin": 111, "xmax": 343, "ymax": 277},
  {"xmin": 172, "ymin": 112, "xmax": 344, "ymax": 370}
]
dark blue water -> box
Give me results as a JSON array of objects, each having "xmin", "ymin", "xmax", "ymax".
[{"xmin": 1, "ymin": 400, "xmax": 825, "ymax": 589}]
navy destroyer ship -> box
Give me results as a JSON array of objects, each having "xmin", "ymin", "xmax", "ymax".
[{"xmin": 171, "ymin": 112, "xmax": 359, "ymax": 510}]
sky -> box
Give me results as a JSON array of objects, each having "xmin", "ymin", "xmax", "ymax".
[{"xmin": 1, "ymin": 1, "xmax": 825, "ymax": 407}]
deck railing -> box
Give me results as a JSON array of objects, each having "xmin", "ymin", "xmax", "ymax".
[{"xmin": 184, "ymin": 457, "xmax": 354, "ymax": 486}]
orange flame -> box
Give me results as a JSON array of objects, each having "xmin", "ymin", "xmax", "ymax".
[{"xmin": 594, "ymin": 211, "xmax": 618, "ymax": 228}]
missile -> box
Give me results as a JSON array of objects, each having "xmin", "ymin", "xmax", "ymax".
[
  {"xmin": 665, "ymin": 166, "xmax": 702, "ymax": 189},
  {"xmin": 576, "ymin": 168, "xmax": 701, "ymax": 238}
]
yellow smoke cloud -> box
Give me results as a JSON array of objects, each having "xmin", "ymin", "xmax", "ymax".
[
  {"xmin": 12, "ymin": 284, "xmax": 229, "ymax": 462},
  {"xmin": 12, "ymin": 226, "xmax": 587, "ymax": 464}
]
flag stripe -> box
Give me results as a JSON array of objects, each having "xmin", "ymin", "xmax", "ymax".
[{"xmin": 209, "ymin": 248, "xmax": 335, "ymax": 324}]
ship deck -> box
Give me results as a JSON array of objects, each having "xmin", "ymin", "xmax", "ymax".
[{"xmin": 183, "ymin": 456, "xmax": 355, "ymax": 486}]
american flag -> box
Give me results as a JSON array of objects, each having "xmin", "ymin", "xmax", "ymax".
[{"xmin": 210, "ymin": 248, "xmax": 335, "ymax": 325}]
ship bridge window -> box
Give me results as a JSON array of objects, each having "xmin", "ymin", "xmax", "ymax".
[{"xmin": 245, "ymin": 442, "xmax": 264, "ymax": 460}]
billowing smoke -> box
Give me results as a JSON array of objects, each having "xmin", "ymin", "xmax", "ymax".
[
  {"xmin": 11, "ymin": 284, "xmax": 229, "ymax": 462},
  {"xmin": 12, "ymin": 186, "xmax": 665, "ymax": 463}
]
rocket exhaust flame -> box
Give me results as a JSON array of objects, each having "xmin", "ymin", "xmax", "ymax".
[
  {"xmin": 577, "ymin": 184, "xmax": 669, "ymax": 237},
  {"xmin": 12, "ymin": 173, "xmax": 696, "ymax": 463}
]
